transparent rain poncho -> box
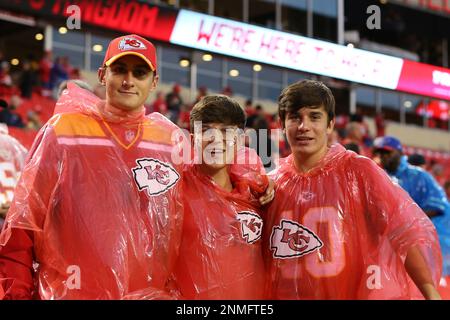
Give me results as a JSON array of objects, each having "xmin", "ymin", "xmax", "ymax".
[
  {"xmin": 0, "ymin": 83, "xmax": 184, "ymax": 299},
  {"xmin": 264, "ymin": 144, "xmax": 442, "ymax": 299}
]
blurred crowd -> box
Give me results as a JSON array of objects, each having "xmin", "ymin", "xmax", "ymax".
[{"xmin": 0, "ymin": 49, "xmax": 449, "ymax": 190}]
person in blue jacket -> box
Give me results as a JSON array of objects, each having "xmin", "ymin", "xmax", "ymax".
[{"xmin": 373, "ymin": 135, "xmax": 450, "ymax": 276}]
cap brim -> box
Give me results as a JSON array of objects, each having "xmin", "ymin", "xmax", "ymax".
[
  {"xmin": 374, "ymin": 146, "xmax": 396, "ymax": 152},
  {"xmin": 105, "ymin": 52, "xmax": 155, "ymax": 72}
]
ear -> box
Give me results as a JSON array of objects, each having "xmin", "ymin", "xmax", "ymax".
[
  {"xmin": 327, "ymin": 118, "xmax": 335, "ymax": 135},
  {"xmin": 98, "ymin": 67, "xmax": 106, "ymax": 85},
  {"xmin": 151, "ymin": 74, "xmax": 159, "ymax": 91}
]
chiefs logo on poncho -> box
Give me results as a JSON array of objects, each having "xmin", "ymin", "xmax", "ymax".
[
  {"xmin": 236, "ymin": 211, "xmax": 263, "ymax": 244},
  {"xmin": 271, "ymin": 219, "xmax": 323, "ymax": 259},
  {"xmin": 132, "ymin": 158, "xmax": 180, "ymax": 196}
]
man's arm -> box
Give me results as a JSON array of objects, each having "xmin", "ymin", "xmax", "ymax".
[
  {"xmin": 356, "ymin": 157, "xmax": 443, "ymax": 299},
  {"xmin": 0, "ymin": 124, "xmax": 59, "ymax": 299},
  {"xmin": 420, "ymin": 171, "xmax": 450, "ymax": 218},
  {"xmin": 404, "ymin": 245, "xmax": 441, "ymax": 300},
  {"xmin": 0, "ymin": 228, "xmax": 35, "ymax": 299}
]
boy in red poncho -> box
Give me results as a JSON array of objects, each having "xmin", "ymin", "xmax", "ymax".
[
  {"xmin": 263, "ymin": 80, "xmax": 442, "ymax": 299},
  {"xmin": 173, "ymin": 95, "xmax": 273, "ymax": 299},
  {"xmin": 0, "ymin": 35, "xmax": 184, "ymax": 299}
]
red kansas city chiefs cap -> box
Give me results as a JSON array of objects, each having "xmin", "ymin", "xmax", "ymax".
[{"xmin": 103, "ymin": 34, "xmax": 157, "ymax": 73}]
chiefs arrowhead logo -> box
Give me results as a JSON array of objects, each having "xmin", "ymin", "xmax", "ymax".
[
  {"xmin": 236, "ymin": 211, "xmax": 263, "ymax": 244},
  {"xmin": 119, "ymin": 37, "xmax": 147, "ymax": 50},
  {"xmin": 271, "ymin": 219, "xmax": 323, "ymax": 259},
  {"xmin": 132, "ymin": 158, "xmax": 180, "ymax": 196}
]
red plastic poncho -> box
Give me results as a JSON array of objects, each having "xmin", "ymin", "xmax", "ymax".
[
  {"xmin": 0, "ymin": 83, "xmax": 184, "ymax": 299},
  {"xmin": 264, "ymin": 144, "xmax": 442, "ymax": 299},
  {"xmin": 174, "ymin": 147, "xmax": 269, "ymax": 299},
  {"xmin": 0, "ymin": 125, "xmax": 27, "ymax": 229}
]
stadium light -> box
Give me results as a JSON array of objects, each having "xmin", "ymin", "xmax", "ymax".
[
  {"xmin": 179, "ymin": 58, "xmax": 190, "ymax": 68},
  {"xmin": 229, "ymin": 69, "xmax": 239, "ymax": 77},
  {"xmin": 253, "ymin": 64, "xmax": 262, "ymax": 72},
  {"xmin": 35, "ymin": 33, "xmax": 44, "ymax": 41},
  {"xmin": 92, "ymin": 44, "xmax": 103, "ymax": 52},
  {"xmin": 202, "ymin": 54, "xmax": 213, "ymax": 62},
  {"xmin": 11, "ymin": 58, "xmax": 19, "ymax": 66},
  {"xmin": 59, "ymin": 27, "xmax": 68, "ymax": 34}
]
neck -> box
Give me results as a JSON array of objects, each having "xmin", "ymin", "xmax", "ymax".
[
  {"xmin": 100, "ymin": 102, "xmax": 144, "ymax": 123},
  {"xmin": 293, "ymin": 145, "xmax": 329, "ymax": 173},
  {"xmin": 198, "ymin": 165, "xmax": 233, "ymax": 192}
]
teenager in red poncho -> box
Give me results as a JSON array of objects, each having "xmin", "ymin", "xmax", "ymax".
[
  {"xmin": 264, "ymin": 80, "xmax": 442, "ymax": 300},
  {"xmin": 174, "ymin": 95, "xmax": 273, "ymax": 299}
]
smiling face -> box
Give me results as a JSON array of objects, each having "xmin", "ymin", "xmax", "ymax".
[
  {"xmin": 194, "ymin": 123, "xmax": 238, "ymax": 172},
  {"xmin": 99, "ymin": 55, "xmax": 158, "ymax": 112},
  {"xmin": 284, "ymin": 105, "xmax": 334, "ymax": 161}
]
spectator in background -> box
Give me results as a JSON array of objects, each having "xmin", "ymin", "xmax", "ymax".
[
  {"xmin": 166, "ymin": 83, "xmax": 183, "ymax": 123},
  {"xmin": 334, "ymin": 113, "xmax": 349, "ymax": 131},
  {"xmin": 0, "ymin": 61, "xmax": 12, "ymax": 87},
  {"xmin": 408, "ymin": 153, "xmax": 427, "ymax": 169},
  {"xmin": 342, "ymin": 121, "xmax": 369, "ymax": 156},
  {"xmin": 26, "ymin": 108, "xmax": 43, "ymax": 131},
  {"xmin": 373, "ymin": 135, "xmax": 450, "ymax": 277},
  {"xmin": 246, "ymin": 105, "xmax": 266, "ymax": 129},
  {"xmin": 147, "ymin": 91, "xmax": 167, "ymax": 115},
  {"xmin": 50, "ymin": 57, "xmax": 69, "ymax": 99},
  {"xmin": 70, "ymin": 68, "xmax": 81, "ymax": 80},
  {"xmin": 0, "ymin": 96, "xmax": 25, "ymax": 128},
  {"xmin": 193, "ymin": 86, "xmax": 207, "ymax": 105},
  {"xmin": 0, "ymin": 124, "xmax": 28, "ymax": 229},
  {"xmin": 244, "ymin": 99, "xmax": 255, "ymax": 117},
  {"xmin": 222, "ymin": 86, "xmax": 232, "ymax": 97},
  {"xmin": 177, "ymin": 104, "xmax": 191, "ymax": 131},
  {"xmin": 375, "ymin": 111, "xmax": 386, "ymax": 137},
  {"xmin": 19, "ymin": 60, "xmax": 35, "ymax": 99},
  {"xmin": 253, "ymin": 115, "xmax": 276, "ymax": 171},
  {"xmin": 39, "ymin": 51, "xmax": 53, "ymax": 97},
  {"xmin": 61, "ymin": 56, "xmax": 73, "ymax": 78},
  {"xmin": 431, "ymin": 162, "xmax": 446, "ymax": 186}
]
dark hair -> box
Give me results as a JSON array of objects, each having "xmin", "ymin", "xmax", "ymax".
[
  {"xmin": 444, "ymin": 180, "xmax": 450, "ymax": 190},
  {"xmin": 344, "ymin": 142, "xmax": 360, "ymax": 154},
  {"xmin": 278, "ymin": 80, "xmax": 335, "ymax": 128},
  {"xmin": 190, "ymin": 95, "xmax": 246, "ymax": 132},
  {"xmin": 408, "ymin": 153, "xmax": 426, "ymax": 166}
]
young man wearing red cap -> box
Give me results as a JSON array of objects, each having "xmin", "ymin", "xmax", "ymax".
[
  {"xmin": 0, "ymin": 34, "xmax": 185, "ymax": 299},
  {"xmin": 263, "ymin": 80, "xmax": 442, "ymax": 299}
]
